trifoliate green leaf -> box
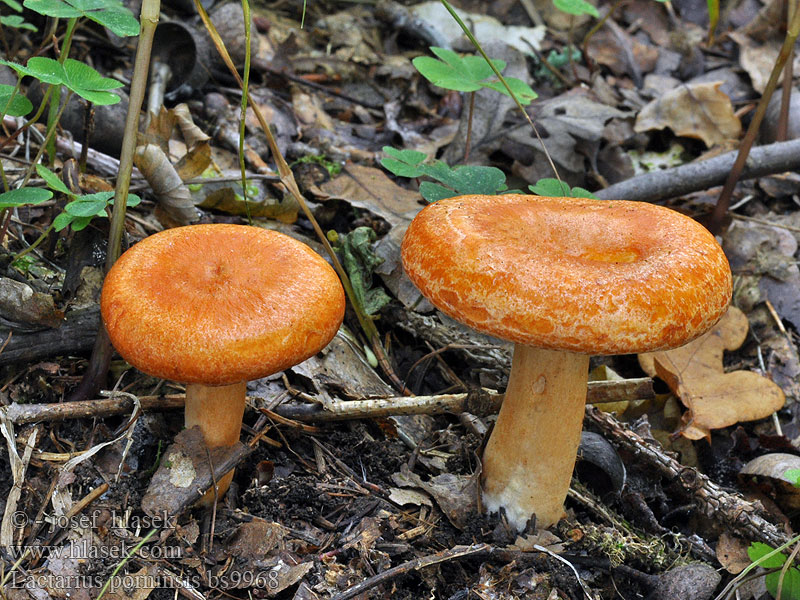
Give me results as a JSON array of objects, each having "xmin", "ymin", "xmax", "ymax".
[
  {"xmin": 24, "ymin": 0, "xmax": 138, "ymax": 36},
  {"xmin": 0, "ymin": 84, "xmax": 32, "ymax": 116},
  {"xmin": 412, "ymin": 46, "xmax": 537, "ymax": 105},
  {"xmin": 0, "ymin": 187, "xmax": 53, "ymax": 209}
]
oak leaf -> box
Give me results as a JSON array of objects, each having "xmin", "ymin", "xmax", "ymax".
[
  {"xmin": 634, "ymin": 82, "xmax": 741, "ymax": 147},
  {"xmin": 639, "ymin": 306, "xmax": 785, "ymax": 440}
]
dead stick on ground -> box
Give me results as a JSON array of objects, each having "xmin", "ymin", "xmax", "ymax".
[
  {"xmin": 330, "ymin": 544, "xmax": 492, "ymax": 600},
  {"xmin": 330, "ymin": 543, "xmax": 596, "ymax": 600},
  {"xmin": 595, "ymin": 138, "xmax": 800, "ymax": 203},
  {"xmin": 585, "ymin": 406, "xmax": 790, "ymax": 548},
  {"xmin": 1, "ymin": 378, "xmax": 653, "ymax": 425}
]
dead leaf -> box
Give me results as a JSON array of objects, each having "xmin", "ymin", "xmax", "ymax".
[
  {"xmin": 723, "ymin": 219, "xmax": 800, "ymax": 332},
  {"xmin": 255, "ymin": 556, "xmax": 314, "ymax": 597},
  {"xmin": 635, "ymin": 82, "xmax": 741, "ymax": 147},
  {"xmin": 141, "ymin": 105, "xmax": 176, "ymax": 153},
  {"xmin": 506, "ymin": 91, "xmax": 627, "ymax": 176},
  {"xmin": 639, "ymin": 306, "xmax": 785, "ymax": 440},
  {"xmin": 173, "ymin": 103, "xmax": 211, "ymax": 148},
  {"xmin": 291, "ymin": 330, "xmax": 395, "ymax": 399},
  {"xmin": 716, "ymin": 533, "xmax": 753, "ymax": 574},
  {"xmin": 136, "ymin": 105, "xmax": 211, "ymax": 225},
  {"xmin": 141, "ymin": 427, "xmax": 246, "ymax": 516},
  {"xmin": 226, "ymin": 520, "xmax": 282, "ymax": 557},
  {"xmin": 740, "ymin": 453, "xmax": 800, "ymax": 510},
  {"xmin": 729, "ymin": 32, "xmax": 800, "ymax": 94},
  {"xmin": 193, "ymin": 175, "xmax": 298, "ymax": 222},
  {"xmin": 134, "ymin": 143, "xmax": 200, "ymax": 226},
  {"xmin": 175, "ymin": 141, "xmax": 211, "ymax": 182},
  {"xmin": 393, "ymin": 466, "xmax": 478, "ymax": 529},
  {"xmin": 318, "ymin": 163, "xmax": 422, "ymax": 228},
  {"xmin": 405, "ymin": 1, "xmax": 546, "ymax": 53},
  {"xmin": 388, "ymin": 487, "xmax": 434, "ymax": 507},
  {"xmin": 586, "ymin": 26, "xmax": 658, "ymax": 79},
  {"xmin": 0, "ymin": 278, "xmax": 64, "ymax": 328}
]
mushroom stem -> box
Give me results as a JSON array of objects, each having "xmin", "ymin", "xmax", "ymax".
[
  {"xmin": 184, "ymin": 381, "xmax": 247, "ymax": 503},
  {"xmin": 481, "ymin": 345, "xmax": 589, "ymax": 530}
]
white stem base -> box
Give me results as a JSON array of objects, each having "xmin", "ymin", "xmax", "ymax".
[{"xmin": 481, "ymin": 345, "xmax": 589, "ymax": 530}]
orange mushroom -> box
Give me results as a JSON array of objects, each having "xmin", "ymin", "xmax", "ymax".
[
  {"xmin": 101, "ymin": 224, "xmax": 345, "ymax": 503},
  {"xmin": 401, "ymin": 195, "xmax": 732, "ymax": 530}
]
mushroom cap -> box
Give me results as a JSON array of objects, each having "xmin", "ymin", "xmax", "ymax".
[
  {"xmin": 101, "ymin": 224, "xmax": 345, "ymax": 385},
  {"xmin": 401, "ymin": 195, "xmax": 732, "ymax": 355}
]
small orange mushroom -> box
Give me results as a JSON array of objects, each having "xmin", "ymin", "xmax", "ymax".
[{"xmin": 101, "ymin": 224, "xmax": 345, "ymax": 503}]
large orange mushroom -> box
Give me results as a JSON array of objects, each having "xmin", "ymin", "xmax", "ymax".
[
  {"xmin": 401, "ymin": 195, "xmax": 731, "ymax": 530},
  {"xmin": 101, "ymin": 224, "xmax": 345, "ymax": 503}
]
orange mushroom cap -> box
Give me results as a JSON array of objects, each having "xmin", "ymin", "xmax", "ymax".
[
  {"xmin": 101, "ymin": 224, "xmax": 345, "ymax": 385},
  {"xmin": 401, "ymin": 195, "xmax": 732, "ymax": 355}
]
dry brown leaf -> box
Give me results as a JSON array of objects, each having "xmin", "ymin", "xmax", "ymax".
[
  {"xmin": 716, "ymin": 533, "xmax": 752, "ymax": 575},
  {"xmin": 142, "ymin": 105, "xmax": 176, "ymax": 153},
  {"xmin": 393, "ymin": 465, "xmax": 478, "ymax": 529},
  {"xmin": 586, "ymin": 27, "xmax": 658, "ymax": 79},
  {"xmin": 639, "ymin": 306, "xmax": 785, "ymax": 440},
  {"xmin": 0, "ymin": 278, "xmax": 63, "ymax": 328},
  {"xmin": 175, "ymin": 141, "xmax": 211, "ymax": 181},
  {"xmin": 740, "ymin": 453, "xmax": 800, "ymax": 511},
  {"xmin": 318, "ymin": 164, "xmax": 423, "ymax": 228},
  {"xmin": 634, "ymin": 82, "xmax": 741, "ymax": 147},
  {"xmin": 639, "ymin": 306, "xmax": 749, "ymax": 376},
  {"xmin": 141, "ymin": 104, "xmax": 212, "ymax": 183},
  {"xmin": 196, "ymin": 182, "xmax": 298, "ymax": 223},
  {"xmin": 173, "ymin": 103, "xmax": 211, "ymax": 147},
  {"xmin": 226, "ymin": 520, "xmax": 283, "ymax": 557},
  {"xmin": 134, "ymin": 143, "xmax": 200, "ymax": 226},
  {"xmin": 729, "ymin": 32, "xmax": 800, "ymax": 94}
]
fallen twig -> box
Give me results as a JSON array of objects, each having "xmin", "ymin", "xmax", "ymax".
[
  {"xmin": 277, "ymin": 378, "xmax": 653, "ymax": 421},
  {"xmin": 596, "ymin": 138, "xmax": 800, "ymax": 203},
  {"xmin": 329, "ymin": 543, "xmax": 492, "ymax": 600},
  {"xmin": 2, "ymin": 378, "xmax": 654, "ymax": 425},
  {"xmin": 3, "ymin": 393, "xmax": 183, "ymax": 424},
  {"xmin": 585, "ymin": 406, "xmax": 790, "ymax": 548},
  {"xmin": 330, "ymin": 542, "xmax": 600, "ymax": 600},
  {"xmin": 0, "ymin": 306, "xmax": 99, "ymax": 366}
]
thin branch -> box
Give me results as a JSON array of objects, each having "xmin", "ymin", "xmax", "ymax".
[
  {"xmin": 596, "ymin": 138, "xmax": 800, "ymax": 203},
  {"xmin": 1, "ymin": 378, "xmax": 653, "ymax": 425},
  {"xmin": 585, "ymin": 406, "xmax": 790, "ymax": 548}
]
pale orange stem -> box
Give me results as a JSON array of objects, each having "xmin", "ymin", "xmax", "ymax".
[
  {"xmin": 184, "ymin": 381, "xmax": 247, "ymax": 504},
  {"xmin": 481, "ymin": 345, "xmax": 589, "ymax": 530}
]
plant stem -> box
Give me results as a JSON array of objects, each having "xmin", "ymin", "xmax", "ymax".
[
  {"xmin": 437, "ymin": 0, "xmax": 562, "ymax": 184},
  {"xmin": 20, "ymin": 90, "xmax": 73, "ymax": 188},
  {"xmin": 69, "ymin": 0, "xmax": 160, "ymax": 403},
  {"xmin": 106, "ymin": 3, "xmax": 158, "ymax": 268},
  {"xmin": 11, "ymin": 223, "xmax": 55, "ymax": 263},
  {"xmin": 238, "ymin": 0, "xmax": 252, "ymax": 224},
  {"xmin": 464, "ymin": 91, "xmax": 474, "ymax": 162},
  {"xmin": 776, "ymin": 0, "xmax": 798, "ymax": 142},
  {"xmin": 710, "ymin": 0, "xmax": 800, "ymax": 234},
  {"xmin": 44, "ymin": 17, "xmax": 78, "ymax": 164}
]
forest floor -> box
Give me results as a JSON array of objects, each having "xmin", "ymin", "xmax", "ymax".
[{"xmin": 2, "ymin": 0, "xmax": 800, "ymax": 598}]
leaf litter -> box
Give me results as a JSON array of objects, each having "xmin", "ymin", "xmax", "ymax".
[{"xmin": 2, "ymin": 0, "xmax": 800, "ymax": 598}]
